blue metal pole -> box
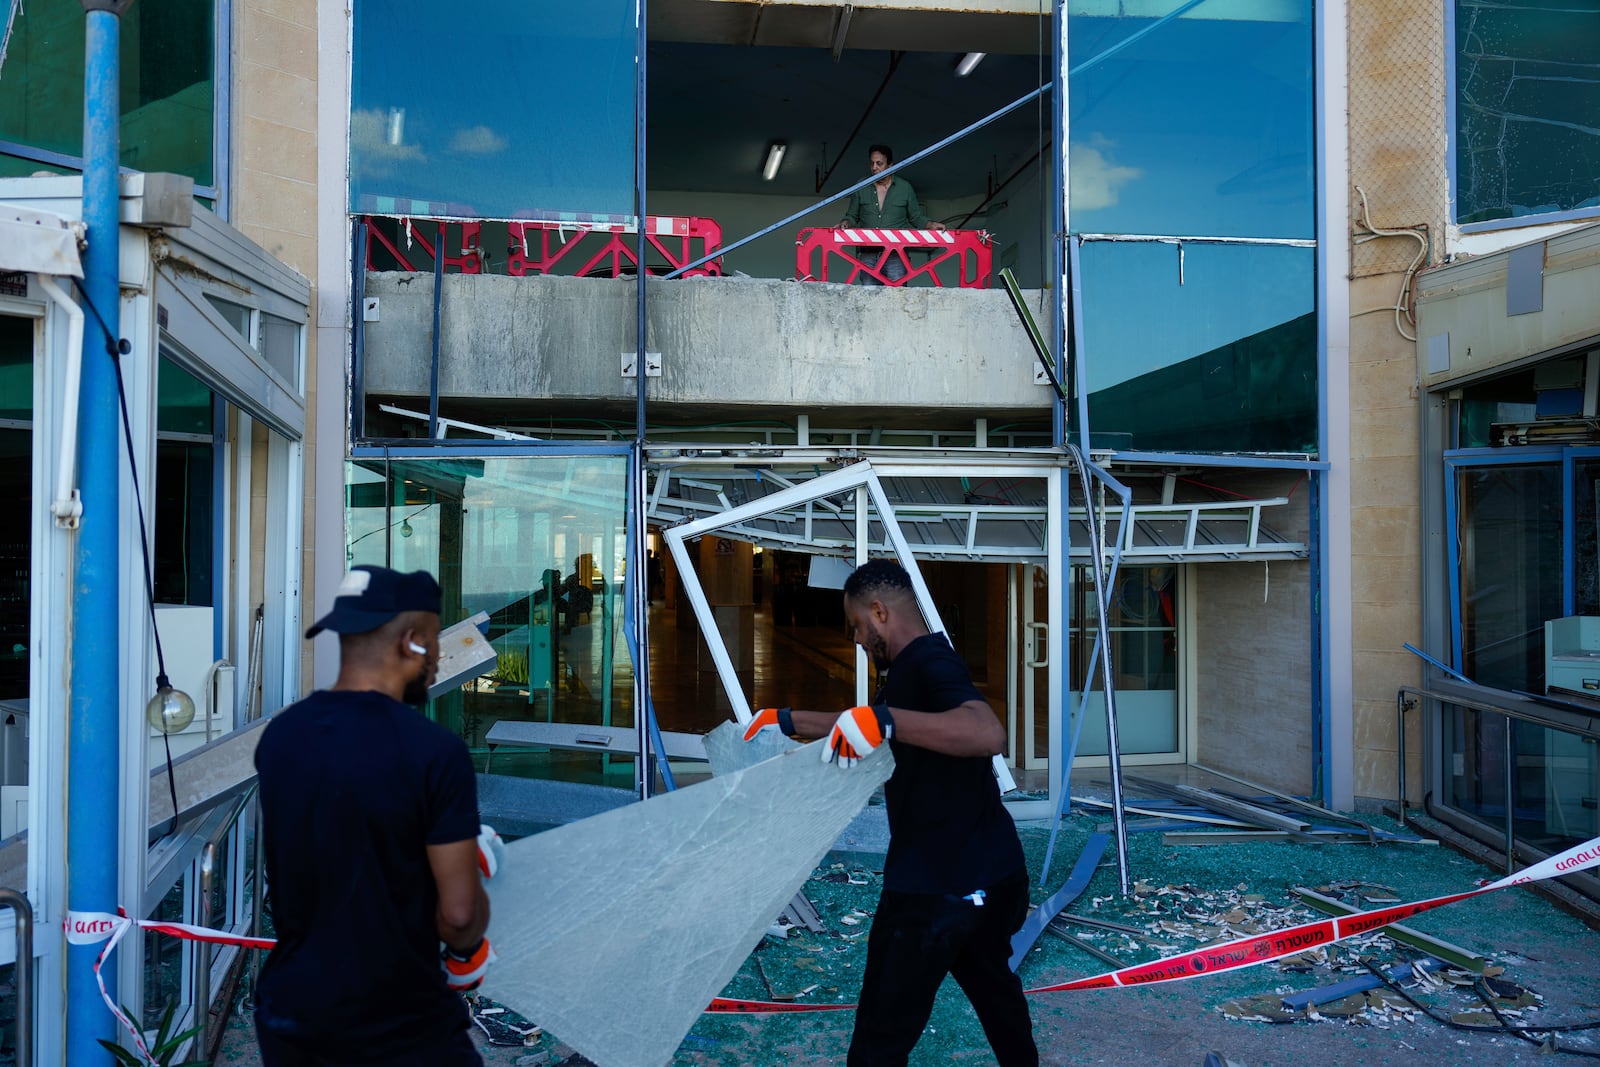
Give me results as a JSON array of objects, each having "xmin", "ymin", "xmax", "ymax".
[{"xmin": 71, "ymin": 1, "xmax": 130, "ymax": 1059}]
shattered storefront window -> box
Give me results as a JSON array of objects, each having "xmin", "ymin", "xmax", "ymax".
[{"xmin": 1455, "ymin": 1, "xmax": 1600, "ymax": 225}]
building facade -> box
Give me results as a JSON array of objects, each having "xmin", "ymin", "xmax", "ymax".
[{"xmin": 0, "ymin": 0, "xmax": 1595, "ymax": 1059}]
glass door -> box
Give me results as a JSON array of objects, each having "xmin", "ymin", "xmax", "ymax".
[{"xmin": 1067, "ymin": 563, "xmax": 1182, "ymax": 762}]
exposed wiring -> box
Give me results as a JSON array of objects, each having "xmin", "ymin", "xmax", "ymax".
[
  {"xmin": 1354, "ymin": 185, "xmax": 1429, "ymax": 342},
  {"xmin": 1360, "ymin": 958, "xmax": 1600, "ymax": 1058},
  {"xmin": 1177, "ymin": 476, "xmax": 1254, "ymax": 500}
]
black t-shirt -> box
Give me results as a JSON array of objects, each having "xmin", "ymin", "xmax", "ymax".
[
  {"xmin": 253, "ymin": 689, "xmax": 480, "ymax": 1055},
  {"xmin": 879, "ymin": 633, "xmax": 1026, "ymax": 895}
]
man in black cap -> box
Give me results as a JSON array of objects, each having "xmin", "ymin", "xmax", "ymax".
[{"xmin": 253, "ymin": 565, "xmax": 497, "ymax": 1066}]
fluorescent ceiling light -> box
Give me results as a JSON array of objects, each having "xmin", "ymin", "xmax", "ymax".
[
  {"xmin": 955, "ymin": 52, "xmax": 986, "ymax": 77},
  {"xmin": 762, "ymin": 142, "xmax": 787, "ymax": 181}
]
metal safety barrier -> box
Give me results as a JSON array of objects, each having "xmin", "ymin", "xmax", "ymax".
[
  {"xmin": 360, "ymin": 217, "xmax": 484, "ymax": 274},
  {"xmin": 359, "ymin": 215, "xmax": 726, "ymax": 279},
  {"xmin": 0, "ymin": 889, "xmax": 31, "ymax": 1067},
  {"xmin": 507, "ymin": 215, "xmax": 723, "ymax": 278},
  {"xmin": 795, "ymin": 227, "xmax": 994, "ymax": 287}
]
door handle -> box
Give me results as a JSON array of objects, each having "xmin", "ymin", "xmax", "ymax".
[{"xmin": 1025, "ymin": 621, "xmax": 1048, "ymax": 669}]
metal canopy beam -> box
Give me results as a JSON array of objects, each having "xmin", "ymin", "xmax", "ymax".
[{"xmin": 662, "ymin": 459, "xmax": 1018, "ymax": 792}]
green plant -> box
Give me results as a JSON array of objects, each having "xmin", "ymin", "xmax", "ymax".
[
  {"xmin": 97, "ymin": 998, "xmax": 209, "ymax": 1067},
  {"xmin": 494, "ymin": 648, "xmax": 529, "ymax": 685}
]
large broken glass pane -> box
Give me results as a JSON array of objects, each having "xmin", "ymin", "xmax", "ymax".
[
  {"xmin": 482, "ymin": 724, "xmax": 893, "ymax": 1067},
  {"xmin": 1455, "ymin": 2, "xmax": 1600, "ymax": 225}
]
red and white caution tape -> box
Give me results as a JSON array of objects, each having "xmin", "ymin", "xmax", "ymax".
[
  {"xmin": 73, "ymin": 833, "xmax": 1600, "ymax": 1032},
  {"xmin": 705, "ymin": 832, "xmax": 1600, "ymax": 1014},
  {"xmin": 67, "ymin": 909, "xmax": 275, "ymax": 1065}
]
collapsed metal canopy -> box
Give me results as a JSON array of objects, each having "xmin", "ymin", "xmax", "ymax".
[{"xmin": 647, "ymin": 452, "xmax": 1308, "ymax": 564}]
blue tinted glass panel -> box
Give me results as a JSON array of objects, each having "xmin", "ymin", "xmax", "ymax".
[
  {"xmin": 1069, "ymin": 3, "xmax": 1314, "ymax": 238},
  {"xmin": 1455, "ymin": 2, "xmax": 1600, "ymax": 225},
  {"xmin": 1081, "ymin": 241, "xmax": 1316, "ymax": 452},
  {"xmin": 351, "ymin": 2, "xmax": 634, "ymax": 219}
]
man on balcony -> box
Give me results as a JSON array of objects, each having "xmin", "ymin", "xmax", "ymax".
[{"xmin": 840, "ymin": 144, "xmax": 946, "ymax": 285}]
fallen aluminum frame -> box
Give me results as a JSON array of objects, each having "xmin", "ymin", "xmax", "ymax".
[{"xmin": 661, "ymin": 459, "xmax": 1017, "ymax": 792}]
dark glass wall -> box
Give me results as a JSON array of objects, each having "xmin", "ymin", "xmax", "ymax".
[
  {"xmin": 1455, "ymin": 463, "xmax": 1563, "ymax": 692},
  {"xmin": 1081, "ymin": 242, "xmax": 1316, "ymax": 452},
  {"xmin": 0, "ymin": 0, "xmax": 215, "ymax": 184},
  {"xmin": 1069, "ymin": 3, "xmax": 1317, "ymax": 453}
]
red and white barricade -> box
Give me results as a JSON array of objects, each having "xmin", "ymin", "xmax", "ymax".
[
  {"xmin": 362, "ymin": 217, "xmax": 486, "ymax": 274},
  {"xmin": 359, "ymin": 215, "xmax": 724, "ymax": 278},
  {"xmin": 507, "ymin": 215, "xmax": 723, "ymax": 278},
  {"xmin": 796, "ymin": 227, "xmax": 994, "ymax": 288}
]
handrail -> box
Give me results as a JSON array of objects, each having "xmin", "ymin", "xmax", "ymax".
[
  {"xmin": 194, "ymin": 782, "xmax": 257, "ymax": 1060},
  {"xmin": 1397, "ymin": 682, "xmax": 1600, "ymax": 876},
  {"xmin": 0, "ymin": 889, "xmax": 31, "ymax": 1067}
]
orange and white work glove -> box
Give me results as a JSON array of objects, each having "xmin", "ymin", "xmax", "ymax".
[
  {"xmin": 742, "ymin": 706, "xmax": 797, "ymax": 742},
  {"xmin": 822, "ymin": 704, "xmax": 893, "ymax": 768},
  {"xmin": 441, "ymin": 937, "xmax": 497, "ymax": 992},
  {"xmin": 476, "ymin": 824, "xmax": 506, "ymax": 880}
]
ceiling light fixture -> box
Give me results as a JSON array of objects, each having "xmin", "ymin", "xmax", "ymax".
[
  {"xmin": 762, "ymin": 142, "xmax": 787, "ymax": 182},
  {"xmin": 955, "ymin": 52, "xmax": 986, "ymax": 77}
]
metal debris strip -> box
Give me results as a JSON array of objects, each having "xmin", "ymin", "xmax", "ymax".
[
  {"xmin": 1042, "ymin": 921, "xmax": 1125, "ymax": 967},
  {"xmin": 1292, "ymin": 886, "xmax": 1487, "ymax": 973},
  {"xmin": 1162, "ymin": 830, "xmax": 1435, "ymax": 847},
  {"xmin": 1008, "ymin": 832, "xmax": 1110, "ymax": 970},
  {"xmin": 1280, "ymin": 957, "xmax": 1450, "ymax": 1010},
  {"xmin": 779, "ymin": 891, "xmax": 825, "ymax": 934},
  {"xmin": 1192, "ymin": 762, "xmax": 1386, "ymax": 844},
  {"xmin": 1124, "ymin": 775, "xmax": 1312, "ymax": 836},
  {"xmin": 1074, "ymin": 795, "xmax": 1256, "ymax": 829}
]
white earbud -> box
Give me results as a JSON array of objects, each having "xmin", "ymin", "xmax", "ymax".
[{"xmin": 407, "ymin": 641, "xmax": 428, "ymax": 656}]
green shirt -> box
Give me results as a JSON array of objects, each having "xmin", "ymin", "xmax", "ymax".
[{"xmin": 841, "ymin": 176, "xmax": 931, "ymax": 230}]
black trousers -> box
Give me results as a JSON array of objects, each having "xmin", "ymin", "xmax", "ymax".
[
  {"xmin": 848, "ymin": 869, "xmax": 1039, "ymax": 1067},
  {"xmin": 256, "ymin": 1017, "xmax": 482, "ymax": 1067}
]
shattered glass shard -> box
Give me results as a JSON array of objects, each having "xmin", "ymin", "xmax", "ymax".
[{"xmin": 481, "ymin": 722, "xmax": 893, "ymax": 1067}]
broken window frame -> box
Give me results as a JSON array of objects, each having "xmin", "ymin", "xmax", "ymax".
[{"xmin": 1447, "ymin": 0, "xmax": 1600, "ymax": 233}]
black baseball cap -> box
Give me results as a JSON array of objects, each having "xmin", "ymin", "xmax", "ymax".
[{"xmin": 305, "ymin": 565, "xmax": 443, "ymax": 638}]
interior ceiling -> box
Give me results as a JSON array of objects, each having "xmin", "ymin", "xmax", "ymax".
[{"xmin": 646, "ymin": 0, "xmax": 1055, "ymax": 202}]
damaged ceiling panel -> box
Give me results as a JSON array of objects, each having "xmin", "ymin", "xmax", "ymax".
[{"xmin": 482, "ymin": 723, "xmax": 893, "ymax": 1067}]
